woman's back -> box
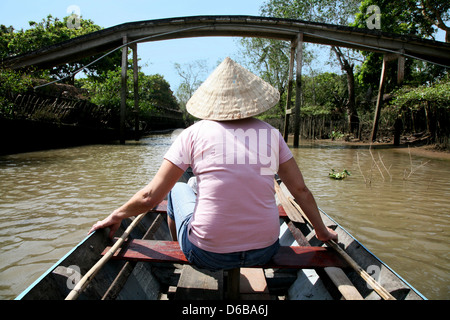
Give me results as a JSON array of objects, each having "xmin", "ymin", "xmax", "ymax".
[{"xmin": 164, "ymin": 118, "xmax": 292, "ymax": 253}]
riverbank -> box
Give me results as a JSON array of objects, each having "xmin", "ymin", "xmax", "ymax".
[
  {"xmin": 288, "ymin": 134, "xmax": 450, "ymax": 161},
  {"xmin": 0, "ymin": 117, "xmax": 118, "ymax": 156},
  {"xmin": 391, "ymin": 144, "xmax": 450, "ymax": 161},
  {"xmin": 334, "ymin": 139, "xmax": 450, "ymax": 161}
]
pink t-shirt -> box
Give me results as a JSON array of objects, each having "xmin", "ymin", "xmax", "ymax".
[{"xmin": 164, "ymin": 118, "xmax": 293, "ymax": 253}]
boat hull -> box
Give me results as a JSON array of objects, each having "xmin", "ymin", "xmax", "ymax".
[{"xmin": 16, "ymin": 183, "xmax": 425, "ymax": 300}]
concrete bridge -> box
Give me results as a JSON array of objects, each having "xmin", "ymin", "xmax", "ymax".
[{"xmin": 4, "ymin": 16, "xmax": 450, "ymax": 145}]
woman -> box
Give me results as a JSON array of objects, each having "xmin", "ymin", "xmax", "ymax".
[{"xmin": 89, "ymin": 57, "xmax": 337, "ymax": 271}]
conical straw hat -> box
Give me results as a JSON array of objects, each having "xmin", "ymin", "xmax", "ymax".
[{"xmin": 186, "ymin": 57, "xmax": 280, "ymax": 121}]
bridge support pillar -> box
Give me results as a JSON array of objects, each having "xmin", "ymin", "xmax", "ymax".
[
  {"xmin": 120, "ymin": 36, "xmax": 128, "ymax": 145},
  {"xmin": 293, "ymin": 33, "xmax": 303, "ymax": 148},
  {"xmin": 371, "ymin": 51, "xmax": 405, "ymax": 142},
  {"xmin": 283, "ymin": 40, "xmax": 296, "ymax": 142},
  {"xmin": 130, "ymin": 43, "xmax": 140, "ymax": 141}
]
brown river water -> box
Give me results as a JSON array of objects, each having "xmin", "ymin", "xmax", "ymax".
[{"xmin": 0, "ymin": 133, "xmax": 448, "ymax": 300}]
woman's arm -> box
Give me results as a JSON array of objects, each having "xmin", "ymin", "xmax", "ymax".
[
  {"xmin": 277, "ymin": 158, "xmax": 338, "ymax": 243},
  {"xmin": 88, "ymin": 159, "xmax": 184, "ymax": 238}
]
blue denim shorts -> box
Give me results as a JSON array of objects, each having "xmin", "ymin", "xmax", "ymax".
[{"xmin": 167, "ymin": 182, "xmax": 280, "ymax": 271}]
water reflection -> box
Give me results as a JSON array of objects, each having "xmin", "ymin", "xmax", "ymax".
[{"xmin": 0, "ymin": 136, "xmax": 448, "ymax": 299}]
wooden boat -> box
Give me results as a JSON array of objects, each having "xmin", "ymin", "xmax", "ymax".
[{"xmin": 15, "ymin": 174, "xmax": 425, "ymax": 301}]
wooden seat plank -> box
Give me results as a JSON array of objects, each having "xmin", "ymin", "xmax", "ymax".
[
  {"xmin": 263, "ymin": 246, "xmax": 347, "ymax": 268},
  {"xmin": 175, "ymin": 265, "xmax": 224, "ymax": 300},
  {"xmin": 109, "ymin": 239, "xmax": 189, "ymax": 263},
  {"xmin": 102, "ymin": 240, "xmax": 348, "ymax": 269},
  {"xmin": 239, "ymin": 268, "xmax": 271, "ymax": 300}
]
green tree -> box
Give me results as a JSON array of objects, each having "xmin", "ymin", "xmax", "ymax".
[
  {"xmin": 302, "ymin": 72, "xmax": 347, "ymax": 116},
  {"xmin": 415, "ymin": 0, "xmax": 450, "ymax": 42},
  {"xmin": 174, "ymin": 60, "xmax": 209, "ymax": 123},
  {"xmin": 0, "ymin": 68, "xmax": 32, "ymax": 117},
  {"xmin": 255, "ymin": 0, "xmax": 362, "ymax": 134},
  {"xmin": 2, "ymin": 15, "xmax": 121, "ymax": 84},
  {"xmin": 0, "ymin": 25, "xmax": 15, "ymax": 60},
  {"xmin": 239, "ymin": 37, "xmax": 293, "ymax": 119},
  {"xmin": 80, "ymin": 62, "xmax": 179, "ymax": 126},
  {"xmin": 352, "ymin": 0, "xmax": 449, "ymax": 144},
  {"xmin": 140, "ymin": 74, "xmax": 179, "ymax": 112},
  {"xmin": 352, "ymin": 0, "xmax": 449, "ymax": 91},
  {"xmin": 389, "ymin": 76, "xmax": 450, "ymax": 146}
]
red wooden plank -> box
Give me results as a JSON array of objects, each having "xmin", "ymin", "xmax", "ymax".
[
  {"xmin": 102, "ymin": 240, "xmax": 348, "ymax": 269},
  {"xmin": 278, "ymin": 205, "xmax": 288, "ymax": 217},
  {"xmin": 108, "ymin": 239, "xmax": 188, "ymax": 263}
]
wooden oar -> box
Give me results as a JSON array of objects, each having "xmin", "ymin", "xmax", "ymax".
[
  {"xmin": 325, "ymin": 238, "xmax": 395, "ymax": 300},
  {"xmin": 101, "ymin": 213, "xmax": 165, "ymax": 300},
  {"xmin": 273, "ymin": 180, "xmax": 304, "ymax": 223},
  {"xmin": 287, "ymin": 197, "xmax": 396, "ymax": 300},
  {"xmin": 65, "ymin": 212, "xmax": 147, "ymax": 300},
  {"xmin": 274, "ymin": 180, "xmax": 364, "ymax": 300},
  {"xmin": 274, "ymin": 180, "xmax": 362, "ymax": 300}
]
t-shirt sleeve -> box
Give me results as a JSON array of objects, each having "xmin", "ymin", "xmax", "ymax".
[
  {"xmin": 278, "ymin": 131, "xmax": 293, "ymax": 164},
  {"xmin": 164, "ymin": 128, "xmax": 192, "ymax": 171}
]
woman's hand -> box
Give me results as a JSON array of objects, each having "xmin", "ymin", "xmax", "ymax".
[
  {"xmin": 315, "ymin": 226, "xmax": 339, "ymax": 243},
  {"xmin": 88, "ymin": 211, "xmax": 122, "ymax": 239}
]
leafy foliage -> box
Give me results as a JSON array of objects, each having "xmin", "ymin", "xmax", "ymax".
[
  {"xmin": 390, "ymin": 77, "xmax": 450, "ymax": 111},
  {"xmin": 239, "ymin": 37, "xmax": 291, "ymax": 105},
  {"xmin": 352, "ymin": 0, "xmax": 449, "ymax": 91},
  {"xmin": 247, "ymin": 0, "xmax": 363, "ymax": 132},
  {"xmin": 387, "ymin": 76, "xmax": 450, "ymax": 147},
  {"xmin": 0, "ymin": 68, "xmax": 32, "ymax": 116},
  {"xmin": 174, "ymin": 60, "xmax": 209, "ymax": 123},
  {"xmin": 329, "ymin": 169, "xmax": 351, "ymax": 179},
  {"xmin": 301, "ymin": 72, "xmax": 347, "ymax": 116},
  {"xmin": 1, "ymin": 15, "xmax": 121, "ymax": 83},
  {"xmin": 79, "ymin": 63, "xmax": 179, "ymax": 122},
  {"xmin": 2, "ymin": 14, "xmax": 179, "ymax": 130}
]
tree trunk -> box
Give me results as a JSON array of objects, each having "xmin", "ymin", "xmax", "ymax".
[
  {"xmin": 332, "ymin": 46, "xmax": 359, "ymax": 135},
  {"xmin": 425, "ymin": 102, "xmax": 436, "ymax": 143},
  {"xmin": 394, "ymin": 117, "xmax": 403, "ymax": 146},
  {"xmin": 346, "ymin": 69, "xmax": 359, "ymax": 135}
]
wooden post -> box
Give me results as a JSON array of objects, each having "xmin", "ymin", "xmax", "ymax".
[
  {"xmin": 371, "ymin": 52, "xmax": 405, "ymax": 142},
  {"xmin": 227, "ymin": 268, "xmax": 240, "ymax": 300},
  {"xmin": 131, "ymin": 43, "xmax": 140, "ymax": 141},
  {"xmin": 283, "ymin": 40, "xmax": 296, "ymax": 142},
  {"xmin": 120, "ymin": 36, "xmax": 128, "ymax": 145},
  {"xmin": 397, "ymin": 50, "xmax": 405, "ymax": 85},
  {"xmin": 370, "ymin": 55, "xmax": 388, "ymax": 142},
  {"xmin": 394, "ymin": 51, "xmax": 405, "ymax": 146},
  {"xmin": 293, "ymin": 33, "xmax": 303, "ymax": 148}
]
